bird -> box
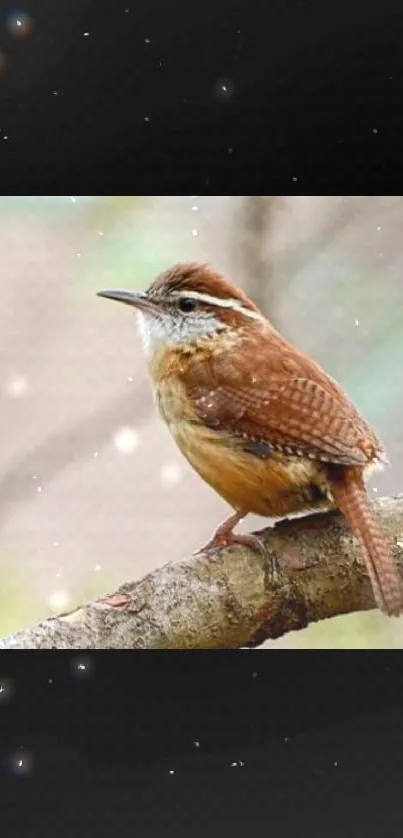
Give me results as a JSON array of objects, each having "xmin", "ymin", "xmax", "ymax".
[{"xmin": 97, "ymin": 261, "xmax": 403, "ymax": 616}]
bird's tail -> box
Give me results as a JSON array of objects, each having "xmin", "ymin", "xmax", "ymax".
[{"xmin": 329, "ymin": 466, "xmax": 403, "ymax": 616}]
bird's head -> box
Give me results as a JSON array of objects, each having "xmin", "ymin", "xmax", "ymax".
[{"xmin": 97, "ymin": 261, "xmax": 266, "ymax": 354}]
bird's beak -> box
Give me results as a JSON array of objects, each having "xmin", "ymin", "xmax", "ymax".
[{"xmin": 96, "ymin": 289, "xmax": 155, "ymax": 312}]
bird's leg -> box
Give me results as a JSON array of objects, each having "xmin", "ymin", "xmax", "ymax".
[{"xmin": 197, "ymin": 510, "xmax": 265, "ymax": 555}]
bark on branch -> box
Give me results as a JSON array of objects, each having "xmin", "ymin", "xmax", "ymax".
[{"xmin": 2, "ymin": 496, "xmax": 403, "ymax": 649}]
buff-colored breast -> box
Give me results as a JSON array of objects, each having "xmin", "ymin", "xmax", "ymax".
[{"xmin": 155, "ymin": 376, "xmax": 331, "ymax": 518}]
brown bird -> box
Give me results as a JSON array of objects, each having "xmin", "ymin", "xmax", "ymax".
[{"xmin": 98, "ymin": 261, "xmax": 403, "ymax": 616}]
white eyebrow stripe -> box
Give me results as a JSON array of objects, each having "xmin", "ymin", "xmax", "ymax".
[{"xmin": 172, "ymin": 290, "xmax": 265, "ymax": 322}]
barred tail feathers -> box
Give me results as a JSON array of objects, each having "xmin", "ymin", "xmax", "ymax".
[{"xmin": 329, "ymin": 467, "xmax": 403, "ymax": 617}]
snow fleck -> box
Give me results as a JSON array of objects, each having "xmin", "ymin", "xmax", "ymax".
[
  {"xmin": 71, "ymin": 656, "xmax": 92, "ymax": 676},
  {"xmin": 0, "ymin": 679, "xmax": 13, "ymax": 700},
  {"xmin": 4, "ymin": 375, "xmax": 29, "ymax": 398},
  {"xmin": 113, "ymin": 426, "xmax": 139, "ymax": 454},
  {"xmin": 10, "ymin": 751, "xmax": 33, "ymax": 775},
  {"xmin": 47, "ymin": 589, "xmax": 70, "ymax": 611},
  {"xmin": 161, "ymin": 463, "xmax": 183, "ymax": 487},
  {"xmin": 6, "ymin": 12, "xmax": 34, "ymax": 39}
]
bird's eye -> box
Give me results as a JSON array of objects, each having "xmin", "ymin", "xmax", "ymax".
[{"xmin": 178, "ymin": 297, "xmax": 197, "ymax": 313}]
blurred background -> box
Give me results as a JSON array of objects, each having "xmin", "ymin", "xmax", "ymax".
[{"xmin": 0, "ymin": 195, "xmax": 402, "ymax": 647}]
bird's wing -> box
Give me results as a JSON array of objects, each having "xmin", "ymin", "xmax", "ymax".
[{"xmin": 185, "ymin": 334, "xmax": 382, "ymax": 466}]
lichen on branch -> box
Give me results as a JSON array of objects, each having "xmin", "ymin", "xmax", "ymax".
[{"xmin": 1, "ymin": 496, "xmax": 402, "ymax": 649}]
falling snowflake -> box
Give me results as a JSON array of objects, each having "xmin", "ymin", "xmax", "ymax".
[
  {"xmin": 0, "ymin": 679, "xmax": 13, "ymax": 700},
  {"xmin": 71, "ymin": 656, "xmax": 92, "ymax": 676},
  {"xmin": 6, "ymin": 12, "xmax": 34, "ymax": 39},
  {"xmin": 4, "ymin": 375, "xmax": 29, "ymax": 398},
  {"xmin": 113, "ymin": 426, "xmax": 139, "ymax": 454},
  {"xmin": 47, "ymin": 589, "xmax": 70, "ymax": 611},
  {"xmin": 161, "ymin": 463, "xmax": 183, "ymax": 487},
  {"xmin": 9, "ymin": 750, "xmax": 33, "ymax": 775}
]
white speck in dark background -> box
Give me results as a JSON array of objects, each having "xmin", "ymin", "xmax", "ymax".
[
  {"xmin": 6, "ymin": 11, "xmax": 34, "ymax": 39},
  {"xmin": 0, "ymin": 678, "xmax": 14, "ymax": 701},
  {"xmin": 9, "ymin": 748, "xmax": 33, "ymax": 776}
]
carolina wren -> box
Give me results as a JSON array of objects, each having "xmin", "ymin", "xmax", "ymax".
[{"xmin": 98, "ymin": 261, "xmax": 402, "ymax": 616}]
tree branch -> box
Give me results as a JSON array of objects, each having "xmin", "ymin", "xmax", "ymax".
[{"xmin": 2, "ymin": 496, "xmax": 403, "ymax": 649}]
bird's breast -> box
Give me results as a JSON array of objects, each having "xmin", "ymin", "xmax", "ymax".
[{"xmin": 154, "ymin": 379, "xmax": 330, "ymax": 517}]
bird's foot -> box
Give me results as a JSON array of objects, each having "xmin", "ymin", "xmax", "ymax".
[
  {"xmin": 199, "ymin": 530, "xmax": 265, "ymax": 555},
  {"xmin": 198, "ymin": 512, "xmax": 265, "ymax": 553},
  {"xmin": 196, "ymin": 510, "xmax": 266, "ymax": 557}
]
